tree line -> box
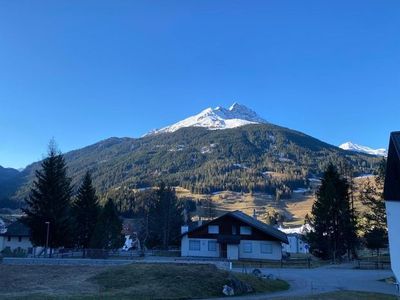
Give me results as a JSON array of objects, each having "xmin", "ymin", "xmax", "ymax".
[
  {"xmin": 306, "ymin": 159, "xmax": 387, "ymax": 261},
  {"xmin": 22, "ymin": 142, "xmax": 184, "ymax": 254}
]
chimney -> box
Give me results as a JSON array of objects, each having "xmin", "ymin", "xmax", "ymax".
[
  {"xmin": 253, "ymin": 209, "xmax": 257, "ymax": 220},
  {"xmin": 181, "ymin": 225, "xmax": 189, "ymax": 234}
]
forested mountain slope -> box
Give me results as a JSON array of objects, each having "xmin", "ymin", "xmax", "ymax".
[{"xmin": 12, "ymin": 123, "xmax": 380, "ymax": 202}]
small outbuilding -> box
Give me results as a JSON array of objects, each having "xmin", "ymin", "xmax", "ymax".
[{"xmin": 181, "ymin": 210, "xmax": 288, "ymax": 260}]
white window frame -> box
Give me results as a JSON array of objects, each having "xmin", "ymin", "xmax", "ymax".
[
  {"xmin": 240, "ymin": 226, "xmax": 252, "ymax": 235},
  {"xmin": 260, "ymin": 243, "xmax": 273, "ymax": 254},
  {"xmin": 189, "ymin": 240, "xmax": 201, "ymax": 251},
  {"xmin": 208, "ymin": 240, "xmax": 217, "ymax": 251},
  {"xmin": 208, "ymin": 225, "xmax": 219, "ymax": 234},
  {"xmin": 243, "ymin": 241, "xmax": 252, "ymax": 253}
]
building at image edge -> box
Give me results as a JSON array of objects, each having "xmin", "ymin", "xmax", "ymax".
[{"xmin": 384, "ymin": 131, "xmax": 400, "ymax": 283}]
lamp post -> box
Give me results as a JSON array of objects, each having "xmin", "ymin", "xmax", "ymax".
[{"xmin": 45, "ymin": 221, "xmax": 50, "ymax": 258}]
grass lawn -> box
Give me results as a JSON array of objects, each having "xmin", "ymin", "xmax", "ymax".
[
  {"xmin": 0, "ymin": 263, "xmax": 289, "ymax": 299},
  {"xmin": 90, "ymin": 263, "xmax": 289, "ymax": 299},
  {"xmin": 272, "ymin": 291, "xmax": 397, "ymax": 300}
]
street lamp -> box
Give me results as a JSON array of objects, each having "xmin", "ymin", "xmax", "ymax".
[{"xmin": 45, "ymin": 221, "xmax": 50, "ymax": 258}]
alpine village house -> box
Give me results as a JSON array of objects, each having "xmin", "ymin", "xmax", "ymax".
[{"xmin": 181, "ymin": 210, "xmax": 288, "ymax": 260}]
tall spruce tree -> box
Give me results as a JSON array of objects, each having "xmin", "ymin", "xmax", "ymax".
[
  {"xmin": 148, "ymin": 182, "xmax": 184, "ymax": 249},
  {"xmin": 306, "ymin": 164, "xmax": 357, "ymax": 261},
  {"xmin": 72, "ymin": 171, "xmax": 100, "ymax": 252},
  {"xmin": 22, "ymin": 142, "xmax": 73, "ymax": 248},
  {"xmin": 90, "ymin": 198, "xmax": 124, "ymax": 249}
]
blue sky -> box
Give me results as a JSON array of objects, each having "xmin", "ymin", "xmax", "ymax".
[{"xmin": 0, "ymin": 1, "xmax": 399, "ymax": 169}]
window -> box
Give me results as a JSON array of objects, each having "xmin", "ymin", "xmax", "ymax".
[
  {"xmin": 18, "ymin": 236, "xmax": 22, "ymax": 242},
  {"xmin": 260, "ymin": 243, "xmax": 273, "ymax": 254},
  {"xmin": 7, "ymin": 236, "xmax": 11, "ymax": 242},
  {"xmin": 189, "ymin": 240, "xmax": 201, "ymax": 251},
  {"xmin": 208, "ymin": 241, "xmax": 217, "ymax": 251},
  {"xmin": 240, "ymin": 226, "xmax": 252, "ymax": 235},
  {"xmin": 243, "ymin": 242, "xmax": 252, "ymax": 253},
  {"xmin": 232, "ymin": 225, "xmax": 237, "ymax": 235},
  {"xmin": 208, "ymin": 225, "xmax": 219, "ymax": 234}
]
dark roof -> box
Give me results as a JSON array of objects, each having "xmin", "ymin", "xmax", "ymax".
[
  {"xmin": 1, "ymin": 220, "xmax": 30, "ymax": 237},
  {"xmin": 229, "ymin": 211, "xmax": 288, "ymax": 244},
  {"xmin": 184, "ymin": 210, "xmax": 288, "ymax": 244},
  {"xmin": 384, "ymin": 132, "xmax": 400, "ymax": 201}
]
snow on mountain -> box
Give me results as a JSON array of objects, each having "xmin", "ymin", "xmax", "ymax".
[
  {"xmin": 145, "ymin": 103, "xmax": 267, "ymax": 135},
  {"xmin": 339, "ymin": 142, "xmax": 387, "ymax": 157}
]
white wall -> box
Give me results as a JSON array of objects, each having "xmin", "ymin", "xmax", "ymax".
[
  {"xmin": 181, "ymin": 235, "xmax": 220, "ymax": 258},
  {"xmin": 239, "ymin": 240, "xmax": 282, "ymax": 260},
  {"xmin": 1, "ymin": 236, "xmax": 33, "ymax": 252},
  {"xmin": 386, "ymin": 201, "xmax": 400, "ymax": 282},
  {"xmin": 181, "ymin": 236, "xmax": 283, "ymax": 260},
  {"xmin": 282, "ymin": 235, "xmax": 309, "ymax": 254}
]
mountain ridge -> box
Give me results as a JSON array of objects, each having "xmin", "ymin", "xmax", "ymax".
[
  {"xmin": 339, "ymin": 141, "xmax": 387, "ymax": 157},
  {"xmin": 145, "ymin": 103, "xmax": 267, "ymax": 136}
]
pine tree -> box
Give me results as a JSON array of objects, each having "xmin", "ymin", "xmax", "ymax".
[
  {"xmin": 22, "ymin": 142, "xmax": 73, "ymax": 248},
  {"xmin": 306, "ymin": 164, "xmax": 357, "ymax": 261},
  {"xmin": 147, "ymin": 182, "xmax": 184, "ymax": 249},
  {"xmin": 90, "ymin": 198, "xmax": 124, "ymax": 250},
  {"xmin": 72, "ymin": 172, "xmax": 100, "ymax": 252}
]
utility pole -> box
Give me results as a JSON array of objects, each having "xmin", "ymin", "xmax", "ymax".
[{"xmin": 45, "ymin": 221, "xmax": 50, "ymax": 258}]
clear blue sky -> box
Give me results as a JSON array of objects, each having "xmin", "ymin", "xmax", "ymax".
[{"xmin": 1, "ymin": 1, "xmax": 399, "ymax": 169}]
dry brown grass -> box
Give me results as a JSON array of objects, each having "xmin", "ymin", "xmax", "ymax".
[
  {"xmin": 0, "ymin": 264, "xmax": 107, "ymax": 298},
  {"xmin": 175, "ymin": 176, "xmax": 377, "ymax": 227}
]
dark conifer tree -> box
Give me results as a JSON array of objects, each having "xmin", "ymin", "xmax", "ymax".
[
  {"xmin": 72, "ymin": 171, "xmax": 100, "ymax": 252},
  {"xmin": 148, "ymin": 182, "xmax": 183, "ymax": 249},
  {"xmin": 22, "ymin": 142, "xmax": 73, "ymax": 248},
  {"xmin": 90, "ymin": 198, "xmax": 124, "ymax": 249},
  {"xmin": 306, "ymin": 164, "xmax": 357, "ymax": 261}
]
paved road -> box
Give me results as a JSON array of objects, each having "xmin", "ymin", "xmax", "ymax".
[{"xmin": 208, "ymin": 264, "xmax": 398, "ymax": 299}]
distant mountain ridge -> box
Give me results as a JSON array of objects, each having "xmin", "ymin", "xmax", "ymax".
[
  {"xmin": 146, "ymin": 103, "xmax": 267, "ymax": 135},
  {"xmin": 339, "ymin": 142, "xmax": 387, "ymax": 157},
  {"xmin": 0, "ymin": 165, "xmax": 21, "ymax": 200}
]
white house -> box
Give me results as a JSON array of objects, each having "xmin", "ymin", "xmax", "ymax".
[
  {"xmin": 181, "ymin": 210, "xmax": 288, "ymax": 260},
  {"xmin": 0, "ymin": 220, "xmax": 33, "ymax": 255},
  {"xmin": 384, "ymin": 131, "xmax": 400, "ymax": 284},
  {"xmin": 279, "ymin": 224, "xmax": 310, "ymax": 254}
]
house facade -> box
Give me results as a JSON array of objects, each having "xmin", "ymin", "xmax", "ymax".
[
  {"xmin": 181, "ymin": 210, "xmax": 288, "ymax": 260},
  {"xmin": 384, "ymin": 131, "xmax": 400, "ymax": 283},
  {"xmin": 0, "ymin": 220, "xmax": 33, "ymax": 254},
  {"xmin": 279, "ymin": 224, "xmax": 310, "ymax": 254}
]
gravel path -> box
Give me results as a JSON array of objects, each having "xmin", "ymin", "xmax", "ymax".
[{"xmin": 206, "ymin": 264, "xmax": 398, "ymax": 299}]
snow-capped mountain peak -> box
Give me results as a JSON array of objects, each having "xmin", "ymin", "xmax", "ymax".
[
  {"xmin": 145, "ymin": 103, "xmax": 267, "ymax": 135},
  {"xmin": 339, "ymin": 141, "xmax": 387, "ymax": 157}
]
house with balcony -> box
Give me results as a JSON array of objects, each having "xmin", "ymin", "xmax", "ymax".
[{"xmin": 181, "ymin": 210, "xmax": 288, "ymax": 260}]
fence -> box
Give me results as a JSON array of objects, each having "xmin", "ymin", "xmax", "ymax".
[
  {"xmin": 354, "ymin": 257, "xmax": 391, "ymax": 270},
  {"xmin": 233, "ymin": 257, "xmax": 313, "ymax": 270},
  {"xmin": 18, "ymin": 248, "xmax": 181, "ymax": 259}
]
